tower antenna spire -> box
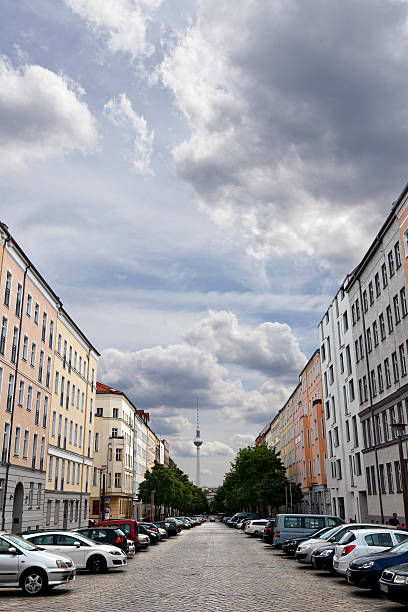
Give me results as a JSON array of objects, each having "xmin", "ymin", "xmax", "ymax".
[{"xmin": 193, "ymin": 398, "xmax": 203, "ymax": 487}]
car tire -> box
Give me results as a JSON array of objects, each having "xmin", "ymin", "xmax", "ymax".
[
  {"xmin": 87, "ymin": 554, "xmax": 107, "ymax": 573},
  {"xmin": 21, "ymin": 569, "xmax": 48, "ymax": 596}
]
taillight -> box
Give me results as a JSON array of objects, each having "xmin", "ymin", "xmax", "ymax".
[
  {"xmin": 276, "ymin": 531, "xmax": 280, "ymax": 538},
  {"xmin": 116, "ymin": 537, "xmax": 124, "ymax": 544},
  {"xmin": 341, "ymin": 545, "xmax": 356, "ymax": 556}
]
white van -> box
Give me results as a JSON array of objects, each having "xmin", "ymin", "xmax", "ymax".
[{"xmin": 273, "ymin": 513, "xmax": 344, "ymax": 547}]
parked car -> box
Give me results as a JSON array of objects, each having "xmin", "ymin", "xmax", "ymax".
[
  {"xmin": 75, "ymin": 526, "xmax": 131, "ymax": 556},
  {"xmin": 282, "ymin": 526, "xmax": 333, "ymax": 554},
  {"xmin": 154, "ymin": 521, "xmax": 178, "ymax": 537},
  {"xmin": 379, "ymin": 563, "xmax": 408, "ymax": 605},
  {"xmin": 311, "ymin": 544, "xmax": 336, "ymax": 571},
  {"xmin": 263, "ymin": 519, "xmax": 276, "ymax": 544},
  {"xmin": 140, "ymin": 522, "xmax": 165, "ymax": 540},
  {"xmin": 175, "ymin": 517, "xmax": 192, "ymax": 529},
  {"xmin": 245, "ymin": 519, "xmax": 270, "ymax": 536},
  {"xmin": 227, "ymin": 512, "xmax": 258, "ymax": 528},
  {"xmin": 0, "ymin": 532, "xmax": 75, "ymax": 595},
  {"xmin": 95, "ymin": 519, "xmax": 144, "ymax": 549},
  {"xmin": 273, "ymin": 513, "xmax": 344, "ymax": 547},
  {"xmin": 209, "ymin": 517, "xmax": 215, "ymax": 522},
  {"xmin": 333, "ymin": 528, "xmax": 408, "ymax": 575},
  {"xmin": 295, "ymin": 523, "xmax": 395, "ymax": 564},
  {"xmin": 347, "ymin": 536, "xmax": 408, "ymax": 590},
  {"xmin": 22, "ymin": 530, "xmax": 127, "ymax": 573},
  {"xmin": 138, "ymin": 524, "xmax": 160, "ymax": 544}
]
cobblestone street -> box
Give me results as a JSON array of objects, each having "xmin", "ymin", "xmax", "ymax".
[{"xmin": 0, "ymin": 522, "xmax": 404, "ymax": 611}]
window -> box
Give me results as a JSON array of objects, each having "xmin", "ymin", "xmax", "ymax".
[
  {"xmin": 375, "ymin": 272, "xmax": 381, "ymax": 296},
  {"xmin": 355, "ymin": 339, "xmax": 360, "ymax": 362},
  {"xmin": 115, "ymin": 448, "xmax": 122, "ymax": 461},
  {"xmin": 386, "ymin": 305, "xmax": 393, "ymax": 333},
  {"xmin": 71, "ymin": 384, "xmax": 75, "ymax": 406},
  {"xmin": 387, "ymin": 462, "xmax": 394, "ymax": 493},
  {"xmin": 57, "ymin": 334, "xmax": 62, "ymax": 354},
  {"xmin": 362, "ymin": 290, "xmax": 368, "ymax": 312},
  {"xmin": 41, "ymin": 312, "xmax": 47, "ymax": 342},
  {"xmin": 6, "ymin": 373, "xmax": 14, "ymax": 412},
  {"xmin": 34, "ymin": 303, "xmax": 39, "ymax": 325},
  {"xmin": 49, "ymin": 320, "xmax": 54, "ymax": 349},
  {"xmin": 79, "ymin": 426, "xmax": 82, "ymax": 447},
  {"xmin": 38, "ymin": 350, "xmax": 44, "ymax": 382},
  {"xmin": 46, "ymin": 357, "xmax": 51, "ymax": 388},
  {"xmin": 369, "ymin": 281, "xmax": 374, "ymax": 305},
  {"xmin": 18, "ymin": 380, "xmax": 25, "ymax": 406},
  {"xmin": 60, "ymin": 376, "xmax": 65, "ymax": 407},
  {"xmin": 382, "ymin": 263, "xmax": 388, "ymax": 288},
  {"xmin": 15, "ymin": 283, "xmax": 22, "ymax": 317},
  {"xmin": 349, "ymin": 379, "xmax": 355, "ymax": 401},
  {"xmin": 394, "ymin": 295, "xmax": 401, "ymax": 324},
  {"xmin": 342, "ymin": 311, "xmax": 349, "ymax": 332},
  {"xmin": 89, "ymin": 398, "xmax": 93, "ymax": 423},
  {"xmin": 372, "ymin": 321, "xmax": 378, "ymax": 346},
  {"xmin": 14, "ymin": 427, "xmax": 21, "ymax": 456},
  {"xmin": 94, "ymin": 432, "xmax": 99, "ymax": 452},
  {"xmin": 371, "ymin": 370, "xmax": 377, "ymax": 396},
  {"xmin": 113, "ymin": 407, "xmax": 119, "ymax": 419},
  {"xmin": 112, "ymin": 428, "xmax": 118, "ymax": 438},
  {"xmin": 395, "ymin": 461, "xmax": 402, "ymax": 493},
  {"xmin": 379, "ymin": 313, "xmax": 386, "ymax": 340},
  {"xmin": 366, "ymin": 328, "xmax": 372, "ymax": 352},
  {"xmin": 392, "ymin": 352, "xmax": 400, "ymax": 382},
  {"xmin": 383, "ymin": 411, "xmax": 389, "ymax": 442},
  {"xmin": 366, "ymin": 532, "xmax": 393, "ymax": 547},
  {"xmin": 370, "ymin": 465, "xmax": 377, "ymax": 494},
  {"xmin": 30, "ymin": 342, "xmax": 36, "ymax": 367},
  {"xmin": 22, "ymin": 430, "xmax": 29, "ymax": 458},
  {"xmin": 379, "ymin": 464, "xmax": 386, "ymax": 494},
  {"xmin": 0, "ymin": 317, "xmax": 8, "ymax": 355},
  {"xmin": 26, "ymin": 385, "xmax": 33, "ymax": 411},
  {"xmin": 26, "ymin": 294, "xmax": 32, "ymax": 316},
  {"xmin": 400, "ymin": 344, "xmax": 407, "ymax": 377},
  {"xmin": 388, "ymin": 251, "xmax": 395, "ymax": 277},
  {"xmin": 384, "ymin": 358, "xmax": 391, "ymax": 387},
  {"xmin": 42, "ymin": 396, "xmax": 48, "ymax": 428},
  {"xmin": 378, "ymin": 364, "xmax": 384, "ymax": 393},
  {"xmin": 69, "ymin": 420, "xmax": 73, "ymax": 444},
  {"xmin": 22, "ymin": 335, "xmax": 28, "ymax": 361},
  {"xmin": 34, "ymin": 392, "xmax": 41, "ymax": 425},
  {"xmin": 96, "ymin": 407, "xmax": 103, "ymax": 417},
  {"xmin": 401, "ymin": 288, "xmax": 408, "ymax": 317},
  {"xmin": 346, "ymin": 345, "xmax": 352, "ymax": 375},
  {"xmin": 114, "ymin": 473, "xmax": 121, "ymax": 488},
  {"xmin": 4, "ymin": 271, "xmax": 11, "ymax": 307}
]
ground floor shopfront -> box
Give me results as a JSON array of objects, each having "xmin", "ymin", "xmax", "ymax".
[
  {"xmin": 0, "ymin": 464, "xmax": 46, "ymax": 533},
  {"xmin": 44, "ymin": 490, "xmax": 90, "ymax": 530}
]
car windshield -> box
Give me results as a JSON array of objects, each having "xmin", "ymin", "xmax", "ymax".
[
  {"xmin": 6, "ymin": 534, "xmax": 39, "ymax": 551},
  {"xmin": 389, "ymin": 540, "xmax": 408, "ymax": 554},
  {"xmin": 73, "ymin": 533, "xmax": 99, "ymax": 546},
  {"xmin": 311, "ymin": 526, "xmax": 332, "ymax": 538},
  {"xmin": 320, "ymin": 526, "xmax": 343, "ymax": 541}
]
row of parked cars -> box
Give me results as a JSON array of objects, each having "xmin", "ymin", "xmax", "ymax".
[
  {"xmin": 223, "ymin": 511, "xmax": 408, "ymax": 606},
  {"xmin": 0, "ymin": 515, "xmax": 206, "ymax": 596}
]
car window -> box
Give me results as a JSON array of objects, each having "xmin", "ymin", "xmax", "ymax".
[
  {"xmin": 339, "ymin": 532, "xmax": 356, "ymax": 545},
  {"xmin": 90, "ymin": 530, "xmax": 106, "ymax": 541},
  {"xmin": 55, "ymin": 535, "xmax": 79, "ymax": 546},
  {"xmin": 322, "ymin": 526, "xmax": 344, "ymax": 541},
  {"xmin": 365, "ymin": 533, "xmax": 393, "ymax": 547},
  {"xmin": 79, "ymin": 529, "xmax": 90, "ymax": 538},
  {"xmin": 395, "ymin": 533, "xmax": 408, "ymax": 544},
  {"xmin": 31, "ymin": 534, "xmax": 54, "ymax": 545},
  {"xmin": 5, "ymin": 535, "xmax": 38, "ymax": 551},
  {"xmin": 328, "ymin": 517, "xmax": 343, "ymax": 525},
  {"xmin": 120, "ymin": 523, "xmax": 131, "ymax": 535},
  {"xmin": 304, "ymin": 517, "xmax": 325, "ymax": 529},
  {"xmin": 332, "ymin": 528, "xmax": 348, "ymax": 542},
  {"xmin": 0, "ymin": 538, "xmax": 12, "ymax": 553},
  {"xmin": 284, "ymin": 517, "xmax": 304, "ymax": 528}
]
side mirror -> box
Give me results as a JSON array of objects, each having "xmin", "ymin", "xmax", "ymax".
[
  {"xmin": 8, "ymin": 547, "xmax": 18, "ymax": 554},
  {"xmin": 74, "ymin": 541, "xmax": 81, "ymax": 548}
]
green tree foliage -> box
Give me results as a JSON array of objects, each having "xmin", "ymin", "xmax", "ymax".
[
  {"xmin": 214, "ymin": 443, "xmax": 303, "ymax": 516},
  {"xmin": 139, "ymin": 459, "xmax": 209, "ymax": 517}
]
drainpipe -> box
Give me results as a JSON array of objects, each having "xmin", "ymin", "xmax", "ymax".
[
  {"xmin": 358, "ymin": 277, "xmax": 384, "ymax": 523},
  {"xmin": 2, "ymin": 263, "xmax": 30, "ymax": 530}
]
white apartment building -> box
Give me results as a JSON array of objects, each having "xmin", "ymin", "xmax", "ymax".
[
  {"xmin": 319, "ymin": 281, "xmax": 366, "ymax": 522},
  {"xmin": 347, "ymin": 186, "xmax": 408, "ymax": 523}
]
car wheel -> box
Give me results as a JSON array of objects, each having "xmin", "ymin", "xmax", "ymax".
[
  {"xmin": 21, "ymin": 569, "xmax": 47, "ymax": 596},
  {"xmin": 87, "ymin": 554, "xmax": 107, "ymax": 573}
]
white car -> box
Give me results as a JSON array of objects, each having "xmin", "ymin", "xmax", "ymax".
[
  {"xmin": 23, "ymin": 531, "xmax": 127, "ymax": 573},
  {"xmin": 333, "ymin": 528, "xmax": 408, "ymax": 575},
  {"xmin": 245, "ymin": 520, "xmax": 269, "ymax": 536}
]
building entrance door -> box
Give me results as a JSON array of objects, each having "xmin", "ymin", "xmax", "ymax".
[
  {"xmin": 12, "ymin": 483, "xmax": 24, "ymax": 534},
  {"xmin": 63, "ymin": 500, "xmax": 68, "ymax": 529}
]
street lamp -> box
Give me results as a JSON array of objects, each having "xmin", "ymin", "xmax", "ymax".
[{"xmin": 391, "ymin": 423, "xmax": 408, "ymax": 528}]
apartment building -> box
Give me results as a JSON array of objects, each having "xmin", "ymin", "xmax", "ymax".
[
  {"xmin": 319, "ymin": 283, "xmax": 366, "ymax": 521},
  {"xmin": 299, "ymin": 351, "xmax": 329, "ymax": 514},
  {"xmin": 45, "ymin": 312, "xmax": 99, "ymax": 529},
  {"xmin": 0, "ymin": 223, "xmax": 59, "ymax": 532},
  {"xmin": 346, "ymin": 185, "xmax": 408, "ymax": 523},
  {"xmin": 133, "ymin": 408, "xmax": 149, "ymax": 520}
]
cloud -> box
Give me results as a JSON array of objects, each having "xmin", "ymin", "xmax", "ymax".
[
  {"xmin": 160, "ymin": 0, "xmax": 408, "ymax": 274},
  {"xmin": 104, "ymin": 93, "xmax": 154, "ymax": 175},
  {"xmin": 151, "ymin": 415, "xmax": 193, "ymax": 437},
  {"xmin": 184, "ymin": 310, "xmax": 306, "ymax": 380},
  {"xmin": 0, "ymin": 56, "xmax": 97, "ymax": 170},
  {"xmin": 98, "ymin": 310, "xmax": 302, "ymax": 425},
  {"xmin": 231, "ymin": 433, "xmax": 255, "ymax": 450},
  {"xmin": 171, "ymin": 439, "xmax": 234, "ymax": 458},
  {"xmin": 64, "ymin": 0, "xmax": 162, "ymax": 59}
]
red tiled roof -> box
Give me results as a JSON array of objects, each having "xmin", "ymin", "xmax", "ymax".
[{"xmin": 96, "ymin": 381, "xmax": 124, "ymax": 395}]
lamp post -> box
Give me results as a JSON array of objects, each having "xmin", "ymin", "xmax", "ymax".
[{"xmin": 391, "ymin": 423, "xmax": 408, "ymax": 528}]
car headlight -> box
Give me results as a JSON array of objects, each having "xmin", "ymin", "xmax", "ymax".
[
  {"xmin": 318, "ymin": 550, "xmax": 332, "ymax": 557},
  {"xmin": 110, "ymin": 551, "xmax": 121, "ymax": 555},
  {"xmin": 394, "ymin": 575, "xmax": 408, "ymax": 584},
  {"xmin": 359, "ymin": 561, "xmax": 374, "ymax": 569},
  {"xmin": 56, "ymin": 559, "xmax": 69, "ymax": 568}
]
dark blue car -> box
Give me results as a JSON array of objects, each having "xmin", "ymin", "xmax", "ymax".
[{"xmin": 347, "ymin": 537, "xmax": 408, "ymax": 590}]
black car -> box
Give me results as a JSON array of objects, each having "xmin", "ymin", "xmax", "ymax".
[
  {"xmin": 263, "ymin": 519, "xmax": 275, "ymax": 544},
  {"xmin": 310, "ymin": 544, "xmax": 336, "ymax": 571},
  {"xmin": 379, "ymin": 563, "xmax": 408, "ymax": 605},
  {"xmin": 347, "ymin": 538, "xmax": 408, "ymax": 590},
  {"xmin": 281, "ymin": 526, "xmax": 333, "ymax": 555},
  {"xmin": 76, "ymin": 526, "xmax": 129, "ymax": 555},
  {"xmin": 154, "ymin": 521, "xmax": 178, "ymax": 537},
  {"xmin": 138, "ymin": 524, "xmax": 160, "ymax": 544}
]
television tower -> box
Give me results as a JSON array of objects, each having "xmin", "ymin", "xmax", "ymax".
[{"xmin": 193, "ymin": 399, "xmax": 203, "ymax": 487}]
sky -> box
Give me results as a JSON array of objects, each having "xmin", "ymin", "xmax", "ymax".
[{"xmin": 2, "ymin": 0, "xmax": 408, "ymax": 486}]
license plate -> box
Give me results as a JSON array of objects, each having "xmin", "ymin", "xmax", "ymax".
[{"xmin": 380, "ymin": 583, "xmax": 388, "ymax": 593}]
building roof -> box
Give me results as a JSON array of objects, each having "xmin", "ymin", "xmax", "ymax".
[{"xmin": 96, "ymin": 381, "xmax": 124, "ymax": 395}]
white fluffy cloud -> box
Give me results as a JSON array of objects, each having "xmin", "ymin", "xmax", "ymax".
[
  {"xmin": 160, "ymin": 0, "xmax": 408, "ymax": 273},
  {"xmin": 98, "ymin": 310, "xmax": 304, "ymax": 426},
  {"xmin": 104, "ymin": 93, "xmax": 154, "ymax": 175},
  {"xmin": 171, "ymin": 439, "xmax": 234, "ymax": 459},
  {"xmin": 184, "ymin": 310, "xmax": 306, "ymax": 380},
  {"xmin": 0, "ymin": 57, "xmax": 97, "ymax": 170},
  {"xmin": 231, "ymin": 433, "xmax": 255, "ymax": 450},
  {"xmin": 64, "ymin": 0, "xmax": 162, "ymax": 59}
]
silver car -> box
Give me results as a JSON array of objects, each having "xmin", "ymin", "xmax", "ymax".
[{"xmin": 0, "ymin": 532, "xmax": 75, "ymax": 595}]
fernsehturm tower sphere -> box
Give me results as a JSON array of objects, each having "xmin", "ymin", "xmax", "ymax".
[{"xmin": 194, "ymin": 401, "xmax": 203, "ymax": 487}]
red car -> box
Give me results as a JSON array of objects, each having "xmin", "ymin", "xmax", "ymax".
[{"xmin": 95, "ymin": 519, "xmax": 146, "ymax": 549}]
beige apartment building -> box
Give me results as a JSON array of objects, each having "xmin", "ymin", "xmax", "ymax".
[
  {"xmin": 0, "ymin": 223, "xmax": 59, "ymax": 532},
  {"xmin": 45, "ymin": 313, "xmax": 99, "ymax": 529}
]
